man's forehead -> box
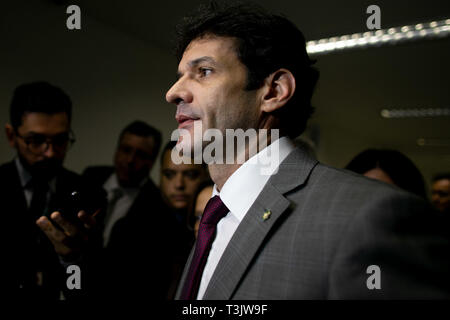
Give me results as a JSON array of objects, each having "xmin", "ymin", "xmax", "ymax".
[
  {"xmin": 434, "ymin": 179, "xmax": 450, "ymax": 187},
  {"xmin": 120, "ymin": 133, "xmax": 154, "ymax": 147},
  {"xmin": 180, "ymin": 36, "xmax": 238, "ymax": 66},
  {"xmin": 163, "ymin": 163, "xmax": 202, "ymax": 172},
  {"xmin": 19, "ymin": 112, "xmax": 69, "ymax": 132}
]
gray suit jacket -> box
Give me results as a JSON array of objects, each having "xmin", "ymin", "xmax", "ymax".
[{"xmin": 176, "ymin": 147, "xmax": 450, "ymax": 299}]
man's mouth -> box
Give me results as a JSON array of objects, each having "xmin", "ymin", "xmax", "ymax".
[
  {"xmin": 171, "ymin": 194, "xmax": 188, "ymax": 201},
  {"xmin": 176, "ymin": 114, "xmax": 199, "ymax": 129}
]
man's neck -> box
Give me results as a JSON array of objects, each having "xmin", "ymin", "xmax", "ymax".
[
  {"xmin": 209, "ymin": 133, "xmax": 281, "ymax": 191},
  {"xmin": 208, "ymin": 163, "xmax": 241, "ymax": 191},
  {"xmin": 116, "ymin": 175, "xmax": 148, "ymax": 190}
]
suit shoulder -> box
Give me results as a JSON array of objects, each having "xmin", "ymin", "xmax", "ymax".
[
  {"xmin": 310, "ymin": 162, "xmax": 420, "ymax": 199},
  {"xmin": 58, "ymin": 167, "xmax": 83, "ymax": 185},
  {"xmin": 141, "ymin": 178, "xmax": 159, "ymax": 193},
  {"xmin": 286, "ymin": 162, "xmax": 430, "ymax": 228},
  {"xmin": 0, "ymin": 161, "xmax": 20, "ymax": 193},
  {"xmin": 135, "ymin": 179, "xmax": 164, "ymax": 207},
  {"xmin": 318, "ymin": 165, "xmax": 434, "ymax": 222},
  {"xmin": 82, "ymin": 166, "xmax": 114, "ymax": 185},
  {"xmin": 82, "ymin": 165, "xmax": 114, "ymax": 176},
  {"xmin": 0, "ymin": 161, "xmax": 16, "ymax": 173}
]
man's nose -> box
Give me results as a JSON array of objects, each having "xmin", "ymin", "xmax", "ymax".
[
  {"xmin": 126, "ymin": 151, "xmax": 135, "ymax": 163},
  {"xmin": 125, "ymin": 152, "xmax": 140, "ymax": 168},
  {"xmin": 174, "ymin": 173, "xmax": 185, "ymax": 189},
  {"xmin": 43, "ymin": 143, "xmax": 57, "ymax": 158},
  {"xmin": 431, "ymin": 194, "xmax": 440, "ymax": 203},
  {"xmin": 165, "ymin": 78, "xmax": 193, "ymax": 105}
]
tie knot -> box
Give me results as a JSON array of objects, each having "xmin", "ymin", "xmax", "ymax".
[
  {"xmin": 29, "ymin": 177, "xmax": 49, "ymax": 192},
  {"xmin": 200, "ymin": 195, "xmax": 229, "ymax": 226},
  {"xmin": 110, "ymin": 187, "xmax": 124, "ymax": 200}
]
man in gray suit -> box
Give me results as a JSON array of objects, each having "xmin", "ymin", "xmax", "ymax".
[{"xmin": 165, "ymin": 2, "xmax": 450, "ymax": 299}]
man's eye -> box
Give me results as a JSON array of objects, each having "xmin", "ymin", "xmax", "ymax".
[
  {"xmin": 184, "ymin": 170, "xmax": 200, "ymax": 180},
  {"xmin": 120, "ymin": 146, "xmax": 132, "ymax": 154},
  {"xmin": 52, "ymin": 134, "xmax": 70, "ymax": 145},
  {"xmin": 163, "ymin": 170, "xmax": 175, "ymax": 179},
  {"xmin": 135, "ymin": 150, "xmax": 151, "ymax": 160},
  {"xmin": 26, "ymin": 135, "xmax": 46, "ymax": 145},
  {"xmin": 199, "ymin": 67, "xmax": 212, "ymax": 77}
]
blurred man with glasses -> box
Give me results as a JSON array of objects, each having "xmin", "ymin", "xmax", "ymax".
[{"xmin": 2, "ymin": 81, "xmax": 102, "ymax": 299}]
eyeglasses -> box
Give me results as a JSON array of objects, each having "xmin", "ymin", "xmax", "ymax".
[{"xmin": 16, "ymin": 130, "xmax": 76, "ymax": 155}]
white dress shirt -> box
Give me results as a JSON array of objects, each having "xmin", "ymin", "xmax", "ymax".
[
  {"xmin": 196, "ymin": 136, "xmax": 295, "ymax": 299},
  {"xmin": 102, "ymin": 173, "xmax": 141, "ymax": 247}
]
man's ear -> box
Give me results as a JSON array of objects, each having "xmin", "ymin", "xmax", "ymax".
[
  {"xmin": 5, "ymin": 123, "xmax": 17, "ymax": 148},
  {"xmin": 260, "ymin": 69, "xmax": 296, "ymax": 113}
]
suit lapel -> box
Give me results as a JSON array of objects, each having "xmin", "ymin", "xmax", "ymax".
[
  {"xmin": 202, "ymin": 183, "xmax": 290, "ymax": 299},
  {"xmin": 203, "ymin": 147, "xmax": 318, "ymax": 299},
  {"xmin": 175, "ymin": 245, "xmax": 195, "ymax": 299},
  {"xmin": 4, "ymin": 161, "xmax": 28, "ymax": 215}
]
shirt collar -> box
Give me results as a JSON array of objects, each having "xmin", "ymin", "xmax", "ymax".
[
  {"xmin": 103, "ymin": 172, "xmax": 143, "ymax": 197},
  {"xmin": 15, "ymin": 157, "xmax": 32, "ymax": 189},
  {"xmin": 14, "ymin": 157, "xmax": 57, "ymax": 193},
  {"xmin": 213, "ymin": 136, "xmax": 295, "ymax": 222}
]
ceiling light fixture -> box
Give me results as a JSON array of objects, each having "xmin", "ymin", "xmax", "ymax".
[
  {"xmin": 307, "ymin": 19, "xmax": 450, "ymax": 55},
  {"xmin": 380, "ymin": 108, "xmax": 450, "ymax": 119},
  {"xmin": 417, "ymin": 138, "xmax": 450, "ymax": 147}
]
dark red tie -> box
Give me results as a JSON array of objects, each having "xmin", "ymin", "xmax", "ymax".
[{"xmin": 180, "ymin": 195, "xmax": 229, "ymax": 300}]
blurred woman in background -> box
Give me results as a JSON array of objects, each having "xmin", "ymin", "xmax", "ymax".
[{"xmin": 345, "ymin": 149, "xmax": 427, "ymax": 199}]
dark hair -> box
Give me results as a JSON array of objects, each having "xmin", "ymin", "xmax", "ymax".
[
  {"xmin": 160, "ymin": 141, "xmax": 178, "ymax": 166},
  {"xmin": 196, "ymin": 179, "xmax": 214, "ymax": 194},
  {"xmin": 10, "ymin": 81, "xmax": 72, "ymax": 130},
  {"xmin": 174, "ymin": 1, "xmax": 319, "ymax": 138},
  {"xmin": 119, "ymin": 120, "xmax": 162, "ymax": 160},
  {"xmin": 189, "ymin": 178, "xmax": 214, "ymax": 229},
  {"xmin": 433, "ymin": 173, "xmax": 450, "ymax": 183},
  {"xmin": 345, "ymin": 149, "xmax": 427, "ymax": 198}
]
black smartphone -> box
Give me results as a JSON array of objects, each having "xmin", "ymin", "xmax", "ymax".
[{"xmin": 59, "ymin": 188, "xmax": 106, "ymax": 220}]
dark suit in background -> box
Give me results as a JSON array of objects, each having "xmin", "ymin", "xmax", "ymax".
[
  {"xmin": 1, "ymin": 160, "xmax": 103, "ymax": 299},
  {"xmin": 82, "ymin": 166, "xmax": 178, "ymax": 300}
]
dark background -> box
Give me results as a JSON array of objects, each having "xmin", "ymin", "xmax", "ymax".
[{"xmin": 1, "ymin": 0, "xmax": 449, "ymax": 192}]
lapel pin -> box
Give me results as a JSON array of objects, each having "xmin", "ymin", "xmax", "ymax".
[{"xmin": 262, "ymin": 209, "xmax": 272, "ymax": 221}]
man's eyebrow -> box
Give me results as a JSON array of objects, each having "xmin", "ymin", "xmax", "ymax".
[
  {"xmin": 24, "ymin": 131, "xmax": 41, "ymax": 136},
  {"xmin": 188, "ymin": 56, "xmax": 216, "ymax": 67},
  {"xmin": 176, "ymin": 56, "xmax": 217, "ymax": 79},
  {"xmin": 25, "ymin": 131, "xmax": 66, "ymax": 137}
]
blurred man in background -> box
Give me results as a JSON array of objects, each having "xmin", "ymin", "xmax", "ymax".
[
  {"xmin": 83, "ymin": 120, "xmax": 162, "ymax": 248},
  {"xmin": 83, "ymin": 121, "xmax": 177, "ymax": 300},
  {"xmin": 431, "ymin": 173, "xmax": 450, "ymax": 214},
  {"xmin": 2, "ymin": 81, "xmax": 101, "ymax": 299}
]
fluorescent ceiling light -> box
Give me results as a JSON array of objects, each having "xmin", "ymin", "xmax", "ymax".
[
  {"xmin": 380, "ymin": 108, "xmax": 450, "ymax": 118},
  {"xmin": 307, "ymin": 19, "xmax": 450, "ymax": 55},
  {"xmin": 417, "ymin": 138, "xmax": 450, "ymax": 147}
]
